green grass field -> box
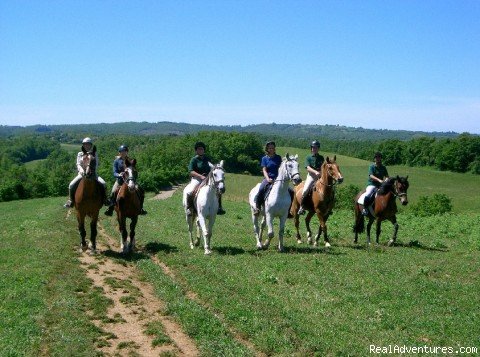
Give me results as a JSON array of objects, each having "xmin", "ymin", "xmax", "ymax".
[{"xmin": 1, "ymin": 151, "xmax": 479, "ymax": 355}]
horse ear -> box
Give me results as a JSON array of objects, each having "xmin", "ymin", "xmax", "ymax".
[
  {"xmin": 293, "ymin": 154, "xmax": 298, "ymax": 160},
  {"xmin": 92, "ymin": 145, "xmax": 97, "ymax": 154},
  {"xmin": 82, "ymin": 146, "xmax": 87, "ymax": 154},
  {"xmin": 405, "ymin": 175, "xmax": 409, "ymax": 180},
  {"xmin": 326, "ymin": 156, "xmax": 330, "ymax": 163},
  {"xmin": 219, "ymin": 160, "xmax": 224, "ymax": 168},
  {"xmin": 286, "ymin": 153, "xmax": 290, "ymax": 160},
  {"xmin": 333, "ymin": 155, "xmax": 336, "ymax": 161},
  {"xmin": 131, "ymin": 158, "xmax": 136, "ymax": 167},
  {"xmin": 208, "ymin": 162, "xmax": 214, "ymax": 169}
]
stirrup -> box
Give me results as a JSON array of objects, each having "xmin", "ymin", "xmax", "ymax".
[
  {"xmin": 217, "ymin": 207, "xmax": 226, "ymax": 215},
  {"xmin": 297, "ymin": 207, "xmax": 306, "ymax": 215},
  {"xmin": 361, "ymin": 208, "xmax": 369, "ymax": 216},
  {"xmin": 63, "ymin": 200, "xmax": 73, "ymax": 208},
  {"xmin": 253, "ymin": 207, "xmax": 260, "ymax": 216},
  {"xmin": 186, "ymin": 208, "xmax": 193, "ymax": 216}
]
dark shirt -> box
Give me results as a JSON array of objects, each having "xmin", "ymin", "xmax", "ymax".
[
  {"xmin": 367, "ymin": 163, "xmax": 389, "ymax": 187},
  {"xmin": 305, "ymin": 153, "xmax": 324, "ymax": 170},
  {"xmin": 261, "ymin": 154, "xmax": 282, "ymax": 179},
  {"xmin": 113, "ymin": 156, "xmax": 127, "ymax": 184},
  {"xmin": 188, "ymin": 155, "xmax": 211, "ymax": 175}
]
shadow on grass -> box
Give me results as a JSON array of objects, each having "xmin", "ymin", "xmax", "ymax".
[
  {"xmin": 213, "ymin": 246, "xmax": 246, "ymax": 255},
  {"xmin": 396, "ymin": 240, "xmax": 449, "ymax": 252},
  {"xmin": 143, "ymin": 242, "xmax": 179, "ymax": 254},
  {"xmin": 102, "ymin": 249, "xmax": 151, "ymax": 262},
  {"xmin": 246, "ymin": 245, "xmax": 346, "ymax": 256},
  {"xmin": 338, "ymin": 239, "xmax": 448, "ymax": 252}
]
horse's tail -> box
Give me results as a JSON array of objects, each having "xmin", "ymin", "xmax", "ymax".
[{"xmin": 353, "ymin": 203, "xmax": 365, "ymax": 233}]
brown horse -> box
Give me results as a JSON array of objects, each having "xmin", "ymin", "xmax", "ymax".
[
  {"xmin": 290, "ymin": 156, "xmax": 344, "ymax": 247},
  {"xmin": 115, "ymin": 159, "xmax": 142, "ymax": 254},
  {"xmin": 74, "ymin": 147, "xmax": 104, "ymax": 254},
  {"xmin": 353, "ymin": 176, "xmax": 409, "ymax": 246}
]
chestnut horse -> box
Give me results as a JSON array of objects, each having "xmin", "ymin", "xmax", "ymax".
[
  {"xmin": 115, "ymin": 159, "xmax": 142, "ymax": 254},
  {"xmin": 74, "ymin": 147, "xmax": 104, "ymax": 254},
  {"xmin": 353, "ymin": 176, "xmax": 409, "ymax": 246},
  {"xmin": 290, "ymin": 156, "xmax": 344, "ymax": 247}
]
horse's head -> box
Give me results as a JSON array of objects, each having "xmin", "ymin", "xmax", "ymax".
[
  {"xmin": 394, "ymin": 175, "xmax": 409, "ymax": 206},
  {"xmin": 81, "ymin": 147, "xmax": 97, "ymax": 178},
  {"xmin": 324, "ymin": 156, "xmax": 344, "ymax": 184},
  {"xmin": 209, "ymin": 160, "xmax": 225, "ymax": 194},
  {"xmin": 124, "ymin": 158, "xmax": 137, "ymax": 192},
  {"xmin": 284, "ymin": 153, "xmax": 302, "ymax": 186}
]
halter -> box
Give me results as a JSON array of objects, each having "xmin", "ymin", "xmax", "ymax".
[
  {"xmin": 317, "ymin": 162, "xmax": 340, "ymax": 188},
  {"xmin": 207, "ymin": 165, "xmax": 225, "ymax": 193},
  {"xmin": 274, "ymin": 158, "xmax": 300, "ymax": 184},
  {"xmin": 82, "ymin": 152, "xmax": 96, "ymax": 177}
]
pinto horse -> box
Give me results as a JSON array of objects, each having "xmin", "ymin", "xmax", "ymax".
[
  {"xmin": 74, "ymin": 147, "xmax": 104, "ymax": 254},
  {"xmin": 185, "ymin": 161, "xmax": 225, "ymax": 255},
  {"xmin": 115, "ymin": 159, "xmax": 142, "ymax": 254},
  {"xmin": 290, "ymin": 156, "xmax": 344, "ymax": 247},
  {"xmin": 353, "ymin": 176, "xmax": 409, "ymax": 246},
  {"xmin": 249, "ymin": 154, "xmax": 302, "ymax": 252}
]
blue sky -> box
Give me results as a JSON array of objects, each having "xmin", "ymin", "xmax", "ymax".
[{"xmin": 1, "ymin": 0, "xmax": 479, "ymax": 133}]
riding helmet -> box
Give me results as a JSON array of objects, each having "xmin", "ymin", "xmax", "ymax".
[
  {"xmin": 82, "ymin": 137, "xmax": 93, "ymax": 144},
  {"xmin": 310, "ymin": 140, "xmax": 320, "ymax": 148},
  {"xmin": 265, "ymin": 141, "xmax": 276, "ymax": 151},
  {"xmin": 118, "ymin": 145, "xmax": 129, "ymax": 152},
  {"xmin": 194, "ymin": 141, "xmax": 206, "ymax": 150}
]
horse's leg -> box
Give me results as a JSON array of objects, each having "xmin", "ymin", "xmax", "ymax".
[
  {"xmin": 277, "ymin": 215, "xmax": 287, "ymax": 252},
  {"xmin": 197, "ymin": 214, "xmax": 210, "ymax": 254},
  {"xmin": 305, "ymin": 211, "xmax": 314, "ymax": 245},
  {"xmin": 314, "ymin": 213, "xmax": 330, "ymax": 248},
  {"xmin": 375, "ymin": 220, "xmax": 382, "ymax": 245},
  {"xmin": 366, "ymin": 218, "xmax": 374, "ymax": 246},
  {"xmin": 388, "ymin": 216, "xmax": 398, "ymax": 246},
  {"xmin": 204, "ymin": 214, "xmax": 216, "ymax": 255},
  {"xmin": 293, "ymin": 212, "xmax": 302, "ymax": 244},
  {"xmin": 263, "ymin": 214, "xmax": 275, "ymax": 250},
  {"xmin": 89, "ymin": 215, "xmax": 98, "ymax": 254},
  {"xmin": 120, "ymin": 216, "xmax": 128, "ymax": 254},
  {"xmin": 77, "ymin": 213, "xmax": 88, "ymax": 252},
  {"xmin": 186, "ymin": 214, "xmax": 196, "ymax": 249},
  {"xmin": 251, "ymin": 212, "xmax": 263, "ymax": 250},
  {"xmin": 129, "ymin": 216, "xmax": 138, "ymax": 252}
]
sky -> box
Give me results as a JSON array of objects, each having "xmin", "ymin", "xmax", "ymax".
[{"xmin": 1, "ymin": 0, "xmax": 479, "ymax": 134}]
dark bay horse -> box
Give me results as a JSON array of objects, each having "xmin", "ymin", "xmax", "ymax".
[
  {"xmin": 115, "ymin": 159, "xmax": 142, "ymax": 254},
  {"xmin": 353, "ymin": 176, "xmax": 409, "ymax": 246},
  {"xmin": 290, "ymin": 156, "xmax": 344, "ymax": 247},
  {"xmin": 74, "ymin": 147, "xmax": 104, "ymax": 254}
]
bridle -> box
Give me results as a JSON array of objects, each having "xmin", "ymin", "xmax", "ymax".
[
  {"xmin": 317, "ymin": 162, "xmax": 341, "ymax": 188},
  {"xmin": 274, "ymin": 158, "xmax": 301, "ymax": 184}
]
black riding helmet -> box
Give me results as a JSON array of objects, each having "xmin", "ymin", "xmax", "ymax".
[
  {"xmin": 310, "ymin": 140, "xmax": 320, "ymax": 148},
  {"xmin": 265, "ymin": 141, "xmax": 276, "ymax": 151},
  {"xmin": 118, "ymin": 145, "xmax": 129, "ymax": 152},
  {"xmin": 194, "ymin": 141, "xmax": 206, "ymax": 150}
]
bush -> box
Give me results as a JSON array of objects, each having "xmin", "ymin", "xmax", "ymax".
[
  {"xmin": 335, "ymin": 184, "xmax": 361, "ymax": 210},
  {"xmin": 410, "ymin": 193, "xmax": 453, "ymax": 217}
]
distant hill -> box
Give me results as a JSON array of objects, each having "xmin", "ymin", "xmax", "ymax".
[{"xmin": 0, "ymin": 121, "xmax": 463, "ymax": 141}]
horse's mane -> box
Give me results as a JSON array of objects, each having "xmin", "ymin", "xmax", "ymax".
[{"xmin": 377, "ymin": 177, "xmax": 395, "ymax": 195}]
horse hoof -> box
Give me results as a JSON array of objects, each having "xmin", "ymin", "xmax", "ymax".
[
  {"xmin": 296, "ymin": 239, "xmax": 302, "ymax": 244},
  {"xmin": 190, "ymin": 243, "xmax": 195, "ymax": 249},
  {"xmin": 81, "ymin": 244, "xmax": 88, "ymax": 252},
  {"xmin": 204, "ymin": 249, "xmax": 212, "ymax": 255},
  {"xmin": 325, "ymin": 242, "xmax": 331, "ymax": 248},
  {"xmin": 387, "ymin": 240, "xmax": 394, "ymax": 247},
  {"xmin": 313, "ymin": 242, "xmax": 318, "ymax": 247},
  {"xmin": 88, "ymin": 249, "xmax": 97, "ymax": 256}
]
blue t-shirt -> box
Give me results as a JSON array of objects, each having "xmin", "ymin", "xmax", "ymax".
[{"xmin": 261, "ymin": 154, "xmax": 282, "ymax": 179}]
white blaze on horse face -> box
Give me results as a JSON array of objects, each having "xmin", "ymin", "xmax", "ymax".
[
  {"xmin": 213, "ymin": 166, "xmax": 225, "ymax": 194},
  {"xmin": 285, "ymin": 157, "xmax": 302, "ymax": 185},
  {"xmin": 125, "ymin": 167, "xmax": 136, "ymax": 191}
]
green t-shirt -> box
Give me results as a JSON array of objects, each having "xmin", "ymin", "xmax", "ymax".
[
  {"xmin": 188, "ymin": 155, "xmax": 211, "ymax": 175},
  {"xmin": 305, "ymin": 153, "xmax": 324, "ymax": 170},
  {"xmin": 367, "ymin": 163, "xmax": 389, "ymax": 187}
]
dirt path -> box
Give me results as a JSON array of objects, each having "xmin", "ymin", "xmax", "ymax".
[{"xmin": 77, "ymin": 223, "xmax": 198, "ymax": 356}]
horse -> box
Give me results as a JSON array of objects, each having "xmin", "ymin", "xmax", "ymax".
[
  {"xmin": 74, "ymin": 147, "xmax": 104, "ymax": 254},
  {"xmin": 115, "ymin": 159, "xmax": 142, "ymax": 254},
  {"xmin": 290, "ymin": 156, "xmax": 344, "ymax": 247},
  {"xmin": 353, "ymin": 176, "xmax": 409, "ymax": 246},
  {"xmin": 185, "ymin": 161, "xmax": 225, "ymax": 255},
  {"xmin": 248, "ymin": 154, "xmax": 302, "ymax": 252}
]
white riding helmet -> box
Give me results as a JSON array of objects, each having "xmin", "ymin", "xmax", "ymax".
[{"xmin": 82, "ymin": 137, "xmax": 93, "ymax": 144}]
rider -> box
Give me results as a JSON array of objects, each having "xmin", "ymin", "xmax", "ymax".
[
  {"xmin": 253, "ymin": 141, "xmax": 282, "ymax": 215},
  {"xmin": 361, "ymin": 151, "xmax": 389, "ymax": 216},
  {"xmin": 297, "ymin": 140, "xmax": 324, "ymax": 215},
  {"xmin": 63, "ymin": 137, "xmax": 108, "ymax": 208},
  {"xmin": 184, "ymin": 141, "xmax": 225, "ymax": 216},
  {"xmin": 104, "ymin": 145, "xmax": 147, "ymax": 216}
]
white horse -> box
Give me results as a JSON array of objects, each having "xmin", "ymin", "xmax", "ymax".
[
  {"xmin": 249, "ymin": 154, "xmax": 302, "ymax": 252},
  {"xmin": 184, "ymin": 161, "xmax": 225, "ymax": 255}
]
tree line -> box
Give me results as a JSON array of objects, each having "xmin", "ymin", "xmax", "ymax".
[{"xmin": 0, "ymin": 131, "xmax": 479, "ymax": 202}]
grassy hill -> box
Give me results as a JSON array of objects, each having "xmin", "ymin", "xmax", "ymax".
[{"xmin": 1, "ymin": 161, "xmax": 479, "ymax": 355}]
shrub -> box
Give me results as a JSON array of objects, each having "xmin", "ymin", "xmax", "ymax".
[
  {"xmin": 410, "ymin": 193, "xmax": 453, "ymax": 216},
  {"xmin": 335, "ymin": 184, "xmax": 360, "ymax": 210}
]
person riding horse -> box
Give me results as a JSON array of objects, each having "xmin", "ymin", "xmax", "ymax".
[
  {"xmin": 297, "ymin": 140, "xmax": 325, "ymax": 215},
  {"xmin": 360, "ymin": 152, "xmax": 389, "ymax": 216},
  {"xmin": 63, "ymin": 137, "xmax": 108, "ymax": 208},
  {"xmin": 252, "ymin": 141, "xmax": 283, "ymax": 216},
  {"xmin": 184, "ymin": 141, "xmax": 226, "ymax": 216},
  {"xmin": 104, "ymin": 145, "xmax": 147, "ymax": 216}
]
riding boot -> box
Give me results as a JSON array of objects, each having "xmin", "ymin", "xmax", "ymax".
[
  {"xmin": 137, "ymin": 187, "xmax": 147, "ymax": 215},
  {"xmin": 63, "ymin": 187, "xmax": 75, "ymax": 208},
  {"xmin": 297, "ymin": 194, "xmax": 307, "ymax": 215},
  {"xmin": 253, "ymin": 193, "xmax": 263, "ymax": 216},
  {"xmin": 185, "ymin": 193, "xmax": 194, "ymax": 216},
  {"xmin": 104, "ymin": 192, "xmax": 116, "ymax": 216},
  {"xmin": 217, "ymin": 195, "xmax": 225, "ymax": 215},
  {"xmin": 362, "ymin": 196, "xmax": 371, "ymax": 216}
]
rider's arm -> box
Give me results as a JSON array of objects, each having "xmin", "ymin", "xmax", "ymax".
[
  {"xmin": 306, "ymin": 165, "xmax": 320, "ymax": 176},
  {"xmin": 76, "ymin": 152, "xmax": 84, "ymax": 175},
  {"xmin": 262, "ymin": 167, "xmax": 272, "ymax": 182},
  {"xmin": 190, "ymin": 170, "xmax": 205, "ymax": 180},
  {"xmin": 113, "ymin": 159, "xmax": 122, "ymax": 179}
]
